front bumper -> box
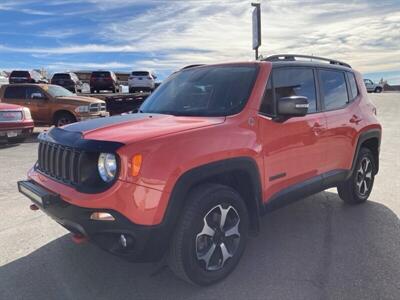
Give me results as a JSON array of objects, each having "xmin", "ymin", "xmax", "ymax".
[
  {"xmin": 18, "ymin": 180, "xmax": 170, "ymax": 262},
  {"xmin": 77, "ymin": 111, "xmax": 110, "ymax": 121},
  {"xmin": 0, "ymin": 123, "xmax": 34, "ymax": 141}
]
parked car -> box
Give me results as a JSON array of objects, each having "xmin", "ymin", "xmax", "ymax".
[
  {"xmin": 9, "ymin": 70, "xmax": 47, "ymax": 84},
  {"xmin": 364, "ymin": 79, "xmax": 383, "ymax": 93},
  {"xmin": 90, "ymin": 71, "xmax": 120, "ymax": 93},
  {"xmin": 0, "ymin": 103, "xmax": 34, "ymax": 143},
  {"xmin": 128, "ymin": 71, "xmax": 157, "ymax": 93},
  {"xmin": 17, "ymin": 55, "xmax": 381, "ymax": 285},
  {"xmin": 0, "ymin": 84, "xmax": 109, "ymax": 127},
  {"xmin": 51, "ymin": 72, "xmax": 84, "ymax": 93}
]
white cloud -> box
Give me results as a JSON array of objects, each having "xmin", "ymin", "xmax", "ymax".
[{"xmin": 0, "ymin": 0, "xmax": 399, "ymax": 77}]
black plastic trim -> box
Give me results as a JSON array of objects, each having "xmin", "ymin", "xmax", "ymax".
[
  {"xmin": 264, "ymin": 169, "xmax": 349, "ymax": 212},
  {"xmin": 348, "ymin": 129, "xmax": 381, "ymax": 177},
  {"xmin": 165, "ymin": 157, "xmax": 263, "ymax": 233},
  {"xmin": 18, "ymin": 180, "xmax": 168, "ymax": 262}
]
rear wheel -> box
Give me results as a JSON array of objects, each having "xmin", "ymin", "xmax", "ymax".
[
  {"xmin": 337, "ymin": 148, "xmax": 375, "ymax": 204},
  {"xmin": 54, "ymin": 112, "xmax": 76, "ymax": 127},
  {"xmin": 375, "ymin": 87, "xmax": 382, "ymax": 93},
  {"xmin": 168, "ymin": 184, "xmax": 249, "ymax": 286}
]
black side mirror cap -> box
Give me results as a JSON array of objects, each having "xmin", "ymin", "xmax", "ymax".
[{"xmin": 277, "ymin": 96, "xmax": 309, "ymax": 117}]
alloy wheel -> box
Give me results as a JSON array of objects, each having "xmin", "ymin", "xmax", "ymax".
[
  {"xmin": 356, "ymin": 157, "xmax": 373, "ymax": 196},
  {"xmin": 195, "ymin": 204, "xmax": 241, "ymax": 271}
]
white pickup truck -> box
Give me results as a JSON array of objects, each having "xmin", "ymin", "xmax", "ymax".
[{"xmin": 363, "ymin": 79, "xmax": 383, "ymax": 93}]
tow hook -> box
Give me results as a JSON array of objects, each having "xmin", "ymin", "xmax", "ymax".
[
  {"xmin": 30, "ymin": 204, "xmax": 39, "ymax": 211},
  {"xmin": 71, "ymin": 233, "xmax": 88, "ymax": 244}
]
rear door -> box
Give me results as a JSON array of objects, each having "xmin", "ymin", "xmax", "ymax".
[
  {"xmin": 258, "ymin": 67, "xmax": 328, "ymax": 201},
  {"xmin": 319, "ymin": 69, "xmax": 361, "ymax": 171}
]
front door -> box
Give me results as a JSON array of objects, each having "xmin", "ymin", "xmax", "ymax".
[
  {"xmin": 258, "ymin": 67, "xmax": 327, "ymax": 202},
  {"xmin": 24, "ymin": 86, "xmax": 50, "ymax": 123}
]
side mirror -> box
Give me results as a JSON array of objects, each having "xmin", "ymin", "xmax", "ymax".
[
  {"xmin": 277, "ymin": 96, "xmax": 309, "ymax": 117},
  {"xmin": 31, "ymin": 93, "xmax": 45, "ymax": 100}
]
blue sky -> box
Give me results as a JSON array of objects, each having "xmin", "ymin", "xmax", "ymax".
[{"xmin": 0, "ymin": 0, "xmax": 399, "ymax": 83}]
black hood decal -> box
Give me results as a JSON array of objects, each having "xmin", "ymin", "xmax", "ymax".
[
  {"xmin": 39, "ymin": 127, "xmax": 124, "ymax": 153},
  {"xmin": 63, "ymin": 113, "xmax": 155, "ymax": 132}
]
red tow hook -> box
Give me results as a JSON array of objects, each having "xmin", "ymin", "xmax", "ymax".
[
  {"xmin": 30, "ymin": 204, "xmax": 39, "ymax": 211},
  {"xmin": 71, "ymin": 233, "xmax": 88, "ymax": 244}
]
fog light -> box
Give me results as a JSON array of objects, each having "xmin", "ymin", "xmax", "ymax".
[{"xmin": 90, "ymin": 212, "xmax": 115, "ymax": 221}]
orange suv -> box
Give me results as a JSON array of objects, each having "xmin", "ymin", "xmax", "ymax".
[
  {"xmin": 0, "ymin": 84, "xmax": 109, "ymax": 126},
  {"xmin": 18, "ymin": 55, "xmax": 381, "ymax": 285}
]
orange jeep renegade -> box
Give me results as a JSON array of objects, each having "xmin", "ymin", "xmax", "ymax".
[{"xmin": 18, "ymin": 55, "xmax": 381, "ymax": 285}]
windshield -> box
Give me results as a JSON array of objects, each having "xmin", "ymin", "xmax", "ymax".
[
  {"xmin": 132, "ymin": 71, "xmax": 149, "ymax": 76},
  {"xmin": 52, "ymin": 73, "xmax": 70, "ymax": 79},
  {"xmin": 140, "ymin": 65, "xmax": 258, "ymax": 116},
  {"xmin": 92, "ymin": 72, "xmax": 110, "ymax": 78},
  {"xmin": 46, "ymin": 85, "xmax": 74, "ymax": 97},
  {"xmin": 11, "ymin": 71, "xmax": 29, "ymax": 77}
]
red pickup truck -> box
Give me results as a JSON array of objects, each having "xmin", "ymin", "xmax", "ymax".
[{"xmin": 0, "ymin": 103, "xmax": 34, "ymax": 143}]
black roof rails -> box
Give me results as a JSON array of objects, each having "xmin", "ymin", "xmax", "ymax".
[
  {"xmin": 262, "ymin": 54, "xmax": 351, "ymax": 68},
  {"xmin": 181, "ymin": 64, "xmax": 205, "ymax": 70}
]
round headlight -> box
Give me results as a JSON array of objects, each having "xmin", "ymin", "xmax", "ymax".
[{"xmin": 98, "ymin": 153, "xmax": 117, "ymax": 182}]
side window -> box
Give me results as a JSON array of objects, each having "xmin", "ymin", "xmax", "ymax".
[
  {"xmin": 259, "ymin": 78, "xmax": 274, "ymax": 116},
  {"xmin": 26, "ymin": 86, "xmax": 45, "ymax": 99},
  {"xmin": 273, "ymin": 68, "xmax": 317, "ymax": 113},
  {"xmin": 347, "ymin": 72, "xmax": 358, "ymax": 101},
  {"xmin": 320, "ymin": 70, "xmax": 349, "ymax": 110},
  {"xmin": 4, "ymin": 86, "xmax": 26, "ymax": 99}
]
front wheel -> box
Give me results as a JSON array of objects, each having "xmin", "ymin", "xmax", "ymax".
[
  {"xmin": 168, "ymin": 184, "xmax": 249, "ymax": 285},
  {"xmin": 337, "ymin": 147, "xmax": 375, "ymax": 204},
  {"xmin": 54, "ymin": 112, "xmax": 76, "ymax": 127}
]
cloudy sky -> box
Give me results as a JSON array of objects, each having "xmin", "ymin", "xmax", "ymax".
[{"xmin": 0, "ymin": 0, "xmax": 399, "ymax": 83}]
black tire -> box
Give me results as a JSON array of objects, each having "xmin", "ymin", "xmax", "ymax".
[
  {"xmin": 90, "ymin": 88, "xmax": 95, "ymax": 94},
  {"xmin": 54, "ymin": 112, "xmax": 76, "ymax": 127},
  {"xmin": 375, "ymin": 87, "xmax": 382, "ymax": 93},
  {"xmin": 337, "ymin": 147, "xmax": 375, "ymax": 204},
  {"xmin": 8, "ymin": 137, "xmax": 26, "ymax": 144},
  {"xmin": 168, "ymin": 183, "xmax": 249, "ymax": 286}
]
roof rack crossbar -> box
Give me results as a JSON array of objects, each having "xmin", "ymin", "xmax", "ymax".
[{"xmin": 262, "ymin": 54, "xmax": 351, "ymax": 68}]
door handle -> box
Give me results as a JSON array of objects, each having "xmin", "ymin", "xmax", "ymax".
[{"xmin": 350, "ymin": 115, "xmax": 362, "ymax": 124}]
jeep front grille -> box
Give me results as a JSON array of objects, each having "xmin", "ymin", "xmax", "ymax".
[{"xmin": 37, "ymin": 141, "xmax": 83, "ymax": 185}]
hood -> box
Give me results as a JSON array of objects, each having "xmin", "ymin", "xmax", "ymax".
[
  {"xmin": 0, "ymin": 102, "xmax": 24, "ymax": 110},
  {"xmin": 63, "ymin": 113, "xmax": 225, "ymax": 144},
  {"xmin": 56, "ymin": 95, "xmax": 104, "ymax": 105}
]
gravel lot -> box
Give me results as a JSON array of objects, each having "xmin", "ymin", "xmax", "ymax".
[{"xmin": 0, "ymin": 94, "xmax": 399, "ymax": 300}]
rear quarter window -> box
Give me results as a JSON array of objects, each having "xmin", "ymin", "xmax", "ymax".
[
  {"xmin": 320, "ymin": 70, "xmax": 349, "ymax": 110},
  {"xmin": 347, "ymin": 72, "xmax": 359, "ymax": 100}
]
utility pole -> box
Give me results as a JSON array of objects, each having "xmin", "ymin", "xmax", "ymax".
[{"xmin": 251, "ymin": 3, "xmax": 261, "ymax": 60}]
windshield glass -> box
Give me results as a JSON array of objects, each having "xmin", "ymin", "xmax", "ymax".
[
  {"xmin": 52, "ymin": 73, "xmax": 70, "ymax": 79},
  {"xmin": 46, "ymin": 85, "xmax": 74, "ymax": 97},
  {"xmin": 140, "ymin": 65, "xmax": 258, "ymax": 116}
]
